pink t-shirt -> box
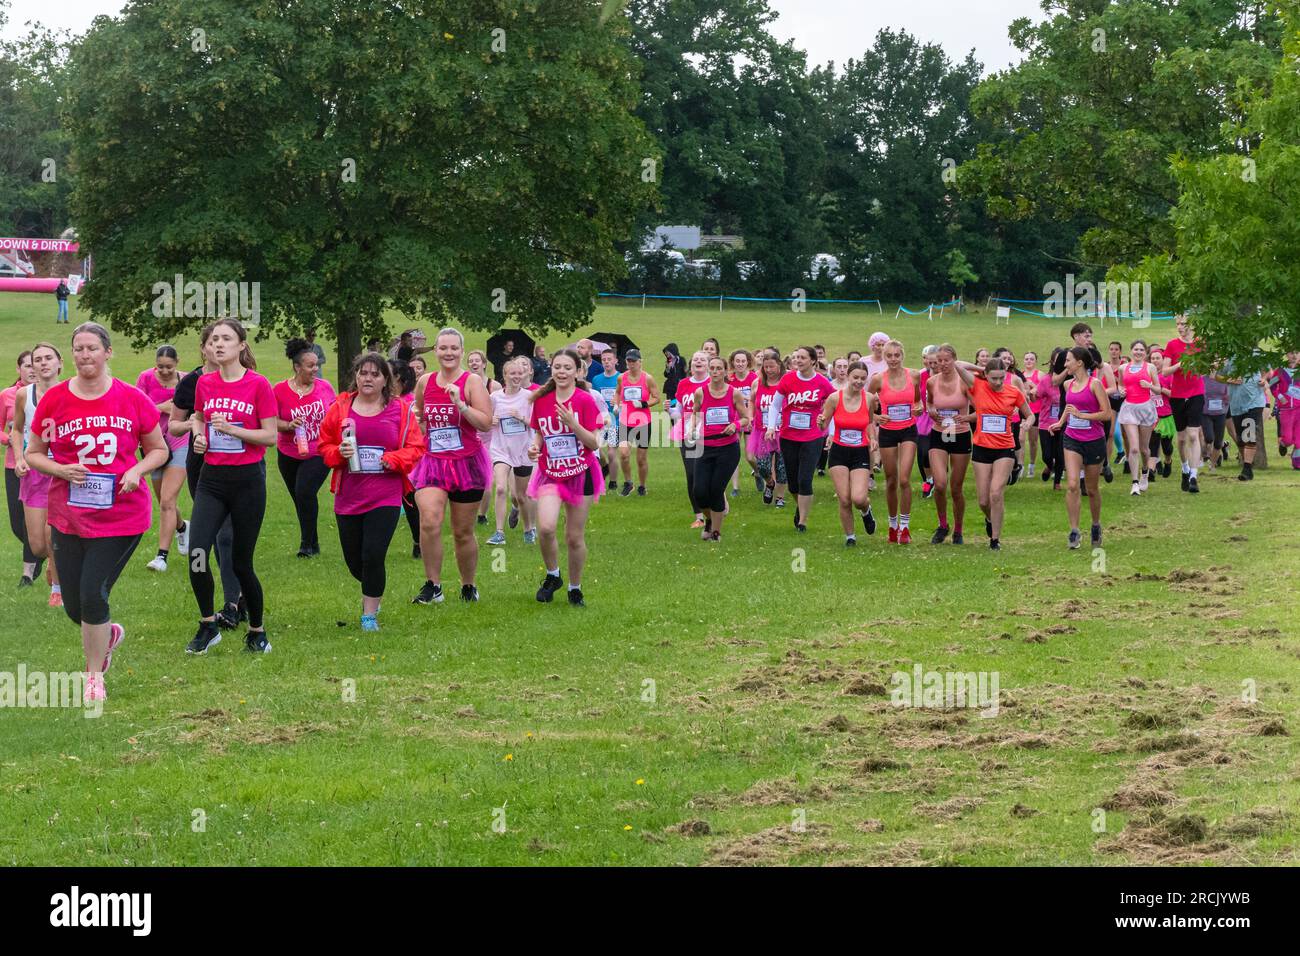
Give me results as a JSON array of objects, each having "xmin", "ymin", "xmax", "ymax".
[
  {"xmin": 195, "ymin": 370, "xmax": 278, "ymax": 467},
  {"xmin": 490, "ymin": 388, "xmax": 534, "ymax": 467},
  {"xmin": 1164, "ymin": 337, "xmax": 1205, "ymax": 398},
  {"xmin": 1155, "ymin": 374, "xmax": 1174, "ymax": 417},
  {"xmin": 35, "ymin": 379, "xmax": 159, "ymax": 538},
  {"xmin": 529, "ymin": 388, "xmax": 601, "ymax": 481},
  {"xmin": 776, "ymin": 371, "xmax": 833, "ymax": 441},
  {"xmin": 134, "ymin": 368, "xmax": 188, "ymax": 451},
  {"xmin": 273, "ymin": 377, "xmax": 336, "ymax": 458},
  {"xmin": 1, "ymin": 385, "xmax": 17, "ymax": 469},
  {"xmin": 335, "ymin": 400, "xmax": 405, "ymax": 515}
]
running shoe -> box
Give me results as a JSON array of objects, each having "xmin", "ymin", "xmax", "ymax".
[
  {"xmin": 636, "ymin": 486, "xmax": 646, "ymax": 496},
  {"xmin": 522, "ymin": 529, "xmax": 537, "ymax": 545},
  {"xmin": 508, "ymin": 505, "xmax": 520, "ymax": 529},
  {"xmin": 476, "ymin": 515, "xmax": 488, "ymax": 526},
  {"xmin": 1068, "ymin": 529, "xmax": 1081, "ymax": 550},
  {"xmin": 888, "ymin": 527, "xmax": 898, "ymax": 544},
  {"xmin": 1122, "ymin": 459, "xmax": 1131, "ymax": 475},
  {"xmin": 690, "ymin": 517, "xmax": 706, "ymax": 529},
  {"xmin": 1130, "ymin": 482, "xmax": 1141, "ymax": 496},
  {"xmin": 1113, "ymin": 451, "xmax": 1124, "ymax": 465},
  {"xmin": 952, "ymin": 531, "xmax": 964, "ymax": 545},
  {"xmin": 460, "ymin": 584, "xmax": 479, "ymax": 602},
  {"xmin": 537, "ymin": 573, "xmax": 563, "ymax": 603},
  {"xmin": 1188, "ymin": 476, "xmax": 1200, "ymax": 494},
  {"xmin": 774, "ymin": 497, "xmax": 786, "ymax": 508},
  {"xmin": 412, "ymin": 582, "xmax": 444, "ymax": 605},
  {"xmin": 185, "ymin": 623, "xmax": 222, "ymax": 655},
  {"xmin": 48, "ymin": 589, "xmax": 62, "ymax": 609},
  {"xmin": 1027, "ymin": 463, "xmax": 1035, "ymax": 478},
  {"xmin": 102, "ymin": 623, "xmax": 124, "ymax": 674},
  {"xmin": 795, "ymin": 523, "xmax": 807, "ymax": 533},
  {"xmin": 1102, "ymin": 462, "xmax": 1113, "ymax": 483},
  {"xmin": 922, "ymin": 478, "xmax": 934, "ymax": 499},
  {"xmin": 607, "ymin": 478, "xmax": 616, "ymax": 493},
  {"xmin": 487, "ymin": 531, "xmax": 507, "ymax": 545},
  {"xmin": 360, "ymin": 614, "xmax": 379, "ymax": 632},
  {"xmin": 1040, "ymin": 468, "xmax": 1050, "ymax": 482},
  {"xmin": 567, "ymin": 587, "xmax": 586, "ymax": 607},
  {"xmin": 1238, "ymin": 463, "xmax": 1253, "ymax": 482},
  {"xmin": 753, "ymin": 471, "xmax": 765, "ymax": 494},
  {"xmin": 763, "ymin": 484, "xmax": 774, "ymax": 505},
  {"xmin": 989, "ymin": 539, "xmax": 1001, "ymax": 551},
  {"xmin": 18, "ymin": 575, "xmax": 33, "ymax": 589},
  {"xmin": 620, "ymin": 482, "xmax": 632, "ymax": 497},
  {"xmin": 862, "ymin": 508, "xmax": 876, "ymax": 536},
  {"xmin": 1280, "ymin": 442, "xmax": 1289, "ymax": 458},
  {"xmin": 296, "ymin": 546, "xmax": 314, "ymax": 559},
  {"xmin": 845, "ymin": 535, "xmax": 857, "ymax": 547},
  {"xmin": 1147, "ymin": 468, "xmax": 1156, "ymax": 484},
  {"xmin": 412, "ymin": 543, "xmax": 421, "ymax": 559},
  {"xmin": 175, "ymin": 521, "xmax": 189, "ymax": 556},
  {"xmin": 817, "ymin": 468, "xmax": 826, "ymax": 477},
  {"xmin": 1091, "ymin": 524, "xmax": 1102, "ymax": 547},
  {"xmin": 83, "ymin": 673, "xmax": 106, "ymax": 704},
  {"xmin": 147, "ymin": 555, "xmax": 167, "ymax": 573},
  {"xmin": 931, "ymin": 526, "xmax": 949, "ymax": 544},
  {"xmin": 1139, "ymin": 473, "xmax": 1149, "ymax": 493},
  {"xmin": 1180, "ymin": 471, "xmax": 1190, "ymax": 491},
  {"xmin": 899, "ymin": 528, "xmax": 911, "ymax": 545},
  {"xmin": 244, "ymin": 631, "xmax": 272, "ymax": 653},
  {"xmin": 1009, "ymin": 464, "xmax": 1021, "ymax": 485},
  {"xmin": 214, "ymin": 603, "xmax": 240, "ymax": 630},
  {"xmin": 985, "ymin": 518, "xmax": 993, "ymax": 539}
]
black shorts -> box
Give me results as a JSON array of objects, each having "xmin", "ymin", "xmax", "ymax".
[
  {"xmin": 1063, "ymin": 435, "xmax": 1107, "ymax": 466},
  {"xmin": 1171, "ymin": 394, "xmax": 1204, "ymax": 431},
  {"xmin": 512, "ymin": 465, "xmax": 533, "ymax": 478},
  {"xmin": 877, "ymin": 424, "xmax": 918, "ymax": 449},
  {"xmin": 972, "ymin": 445, "xmax": 1015, "ymax": 465},
  {"xmin": 620, "ymin": 422, "xmax": 652, "ymax": 449},
  {"xmin": 930, "ymin": 430, "xmax": 972, "ymax": 456},
  {"xmin": 1232, "ymin": 407, "xmax": 1265, "ymax": 446},
  {"xmin": 827, "ymin": 443, "xmax": 871, "ymax": 470},
  {"xmin": 447, "ymin": 488, "xmax": 484, "ymax": 504}
]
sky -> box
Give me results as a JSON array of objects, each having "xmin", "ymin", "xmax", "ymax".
[{"xmin": 3, "ymin": 0, "xmax": 1043, "ymax": 75}]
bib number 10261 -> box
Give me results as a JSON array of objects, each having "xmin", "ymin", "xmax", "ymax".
[{"xmin": 74, "ymin": 433, "xmax": 117, "ymax": 466}]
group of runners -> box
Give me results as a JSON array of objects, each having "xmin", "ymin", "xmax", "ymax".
[{"xmin": 2, "ymin": 317, "xmax": 1296, "ymax": 702}]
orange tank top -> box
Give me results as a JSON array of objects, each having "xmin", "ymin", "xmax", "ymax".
[
  {"xmin": 831, "ymin": 390, "xmax": 872, "ymax": 448},
  {"xmin": 878, "ymin": 369, "xmax": 916, "ymax": 430}
]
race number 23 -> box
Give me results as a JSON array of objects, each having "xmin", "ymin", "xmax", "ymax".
[{"xmin": 74, "ymin": 433, "xmax": 117, "ymax": 466}]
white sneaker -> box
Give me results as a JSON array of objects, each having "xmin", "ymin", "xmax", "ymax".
[
  {"xmin": 1138, "ymin": 474, "xmax": 1149, "ymax": 493},
  {"xmin": 1027, "ymin": 463, "xmax": 1035, "ymax": 478},
  {"xmin": 146, "ymin": 555, "xmax": 167, "ymax": 573},
  {"xmin": 1130, "ymin": 483, "xmax": 1141, "ymax": 496},
  {"xmin": 175, "ymin": 521, "xmax": 189, "ymax": 555}
]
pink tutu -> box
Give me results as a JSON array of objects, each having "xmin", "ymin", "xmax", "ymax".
[
  {"xmin": 748, "ymin": 427, "xmax": 779, "ymax": 459},
  {"xmin": 527, "ymin": 452, "xmax": 604, "ymax": 505},
  {"xmin": 19, "ymin": 468, "xmax": 51, "ymax": 508},
  {"xmin": 410, "ymin": 450, "xmax": 490, "ymax": 494}
]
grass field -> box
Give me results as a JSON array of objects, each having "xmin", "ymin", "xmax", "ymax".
[{"xmin": 1, "ymin": 291, "xmax": 1296, "ymax": 865}]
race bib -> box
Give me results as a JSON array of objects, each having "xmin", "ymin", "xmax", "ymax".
[
  {"xmin": 207, "ymin": 425, "xmax": 245, "ymax": 454},
  {"xmin": 1049, "ymin": 405, "xmax": 1060, "ymax": 420},
  {"xmin": 544, "ymin": 433, "xmax": 580, "ymax": 461},
  {"xmin": 887, "ymin": 403, "xmax": 911, "ymax": 422},
  {"xmin": 705, "ymin": 406, "xmax": 731, "ymax": 427},
  {"xmin": 1207, "ymin": 398, "xmax": 1224, "ymax": 414},
  {"xmin": 788, "ymin": 411, "xmax": 812, "ymax": 431},
  {"xmin": 1287, "ymin": 385, "xmax": 1300, "ymax": 400},
  {"xmin": 1154, "ymin": 396, "xmax": 1164, "ymax": 410},
  {"xmin": 623, "ymin": 386, "xmax": 643, "ymax": 403},
  {"xmin": 739, "ymin": 386, "xmax": 752, "ymax": 400},
  {"xmin": 428, "ymin": 426, "xmax": 464, "ymax": 453},
  {"xmin": 356, "ymin": 445, "xmax": 385, "ymax": 474},
  {"xmin": 600, "ymin": 388, "xmax": 616, "ymax": 404},
  {"xmin": 1067, "ymin": 415, "xmax": 1091, "ymax": 431},
  {"xmin": 69, "ymin": 473, "xmax": 115, "ymax": 510},
  {"xmin": 500, "ymin": 416, "xmax": 527, "ymax": 436},
  {"xmin": 937, "ymin": 408, "xmax": 958, "ymax": 422},
  {"xmin": 838, "ymin": 428, "xmax": 864, "ymax": 447},
  {"xmin": 980, "ymin": 414, "xmax": 1008, "ymax": 435}
]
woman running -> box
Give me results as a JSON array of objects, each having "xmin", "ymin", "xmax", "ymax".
[
  {"xmin": 273, "ymin": 338, "xmax": 336, "ymax": 557},
  {"xmin": 953, "ymin": 357, "xmax": 1033, "ymax": 551},
  {"xmin": 1115, "ymin": 340, "xmax": 1160, "ymax": 495},
  {"xmin": 171, "ymin": 331, "xmax": 243, "ymax": 629},
  {"xmin": 820, "ymin": 357, "xmax": 850, "ymax": 477},
  {"xmin": 1202, "ymin": 373, "xmax": 1230, "ymax": 470},
  {"xmin": 11, "ymin": 342, "xmax": 64, "ymax": 605},
  {"xmin": 468, "ymin": 349, "xmax": 503, "ymax": 526},
  {"xmin": 3, "ymin": 351, "xmax": 39, "ymax": 585},
  {"xmin": 486, "ymin": 356, "xmax": 538, "ymax": 545},
  {"xmin": 818, "ymin": 361, "xmax": 877, "ymax": 545},
  {"xmin": 410, "ymin": 328, "xmax": 493, "ymax": 605},
  {"xmin": 615, "ymin": 348, "xmax": 658, "ymax": 496},
  {"xmin": 867, "ymin": 340, "xmax": 922, "ymax": 544},
  {"xmin": 992, "ymin": 347, "xmax": 1028, "ymax": 484},
  {"xmin": 864, "ymin": 333, "xmax": 889, "ymax": 471},
  {"xmin": 136, "ymin": 346, "xmax": 191, "ymax": 572},
  {"xmin": 750, "ymin": 350, "xmax": 789, "ymax": 508},
  {"xmin": 1037, "ymin": 349, "xmax": 1065, "ymax": 490},
  {"xmin": 24, "ymin": 323, "xmax": 169, "ymax": 702},
  {"xmin": 184, "ymin": 319, "xmax": 277, "ymax": 654},
  {"xmin": 688, "ymin": 356, "xmax": 748, "ymax": 540},
  {"xmin": 671, "ymin": 351, "xmax": 711, "ymax": 528},
  {"xmin": 766, "ymin": 346, "xmax": 833, "ymax": 532},
  {"xmin": 1049, "ymin": 347, "xmax": 1111, "ymax": 549},
  {"xmin": 916, "ymin": 346, "xmax": 938, "ymax": 498},
  {"xmin": 1267, "ymin": 353, "xmax": 1300, "ymax": 469},
  {"xmin": 1022, "ymin": 351, "xmax": 1045, "ymax": 479},
  {"xmin": 1147, "ymin": 348, "xmax": 1176, "ymax": 481},
  {"xmin": 728, "ymin": 349, "xmax": 759, "ymax": 495},
  {"xmin": 926, "ymin": 344, "xmax": 973, "ymax": 544},
  {"xmin": 528, "ymin": 349, "xmax": 604, "ymax": 606},
  {"xmin": 318, "ymin": 353, "xmax": 425, "ymax": 630}
]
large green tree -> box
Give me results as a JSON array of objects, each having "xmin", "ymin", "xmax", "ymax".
[
  {"xmin": 66, "ymin": 0, "xmax": 658, "ymax": 382},
  {"xmin": 961, "ymin": 0, "xmax": 1281, "ymax": 270}
]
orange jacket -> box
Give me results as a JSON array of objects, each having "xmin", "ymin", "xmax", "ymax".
[{"xmin": 318, "ymin": 392, "xmax": 425, "ymax": 497}]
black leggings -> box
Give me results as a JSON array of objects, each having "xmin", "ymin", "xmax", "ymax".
[
  {"xmin": 1149, "ymin": 430, "xmax": 1174, "ymax": 459},
  {"xmin": 337, "ymin": 506, "xmax": 401, "ymax": 598},
  {"xmin": 1038, "ymin": 428, "xmax": 1064, "ymax": 484},
  {"xmin": 185, "ymin": 449, "xmax": 240, "ymax": 607},
  {"xmin": 403, "ymin": 492, "xmax": 419, "ymax": 545},
  {"xmin": 189, "ymin": 462, "xmax": 266, "ymax": 628},
  {"xmin": 5, "ymin": 467, "xmax": 37, "ymax": 564},
  {"xmin": 680, "ymin": 441, "xmax": 701, "ymax": 513},
  {"xmin": 780, "ymin": 437, "xmax": 822, "ymax": 496},
  {"xmin": 695, "ymin": 442, "xmax": 741, "ymax": 513},
  {"xmin": 915, "ymin": 432, "xmax": 931, "ymax": 481},
  {"xmin": 49, "ymin": 529, "xmax": 141, "ymax": 625},
  {"xmin": 277, "ymin": 453, "xmax": 329, "ymax": 550}
]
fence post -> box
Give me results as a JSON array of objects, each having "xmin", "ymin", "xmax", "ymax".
[{"xmin": 719, "ymin": 294, "xmax": 724, "ymax": 313}]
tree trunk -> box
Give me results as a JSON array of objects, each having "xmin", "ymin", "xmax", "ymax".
[{"xmin": 335, "ymin": 313, "xmax": 362, "ymax": 393}]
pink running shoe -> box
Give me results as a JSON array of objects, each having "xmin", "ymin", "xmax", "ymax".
[
  {"xmin": 101, "ymin": 623, "xmax": 124, "ymax": 674},
  {"xmin": 83, "ymin": 673, "xmax": 106, "ymax": 703},
  {"xmin": 48, "ymin": 589, "xmax": 63, "ymax": 609}
]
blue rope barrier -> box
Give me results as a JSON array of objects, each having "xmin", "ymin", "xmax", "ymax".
[{"xmin": 597, "ymin": 292, "xmax": 883, "ymax": 304}]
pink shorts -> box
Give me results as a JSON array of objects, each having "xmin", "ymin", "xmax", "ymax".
[
  {"xmin": 526, "ymin": 452, "xmax": 604, "ymax": 506},
  {"xmin": 1279, "ymin": 407, "xmax": 1300, "ymax": 449},
  {"xmin": 19, "ymin": 468, "xmax": 51, "ymax": 508}
]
